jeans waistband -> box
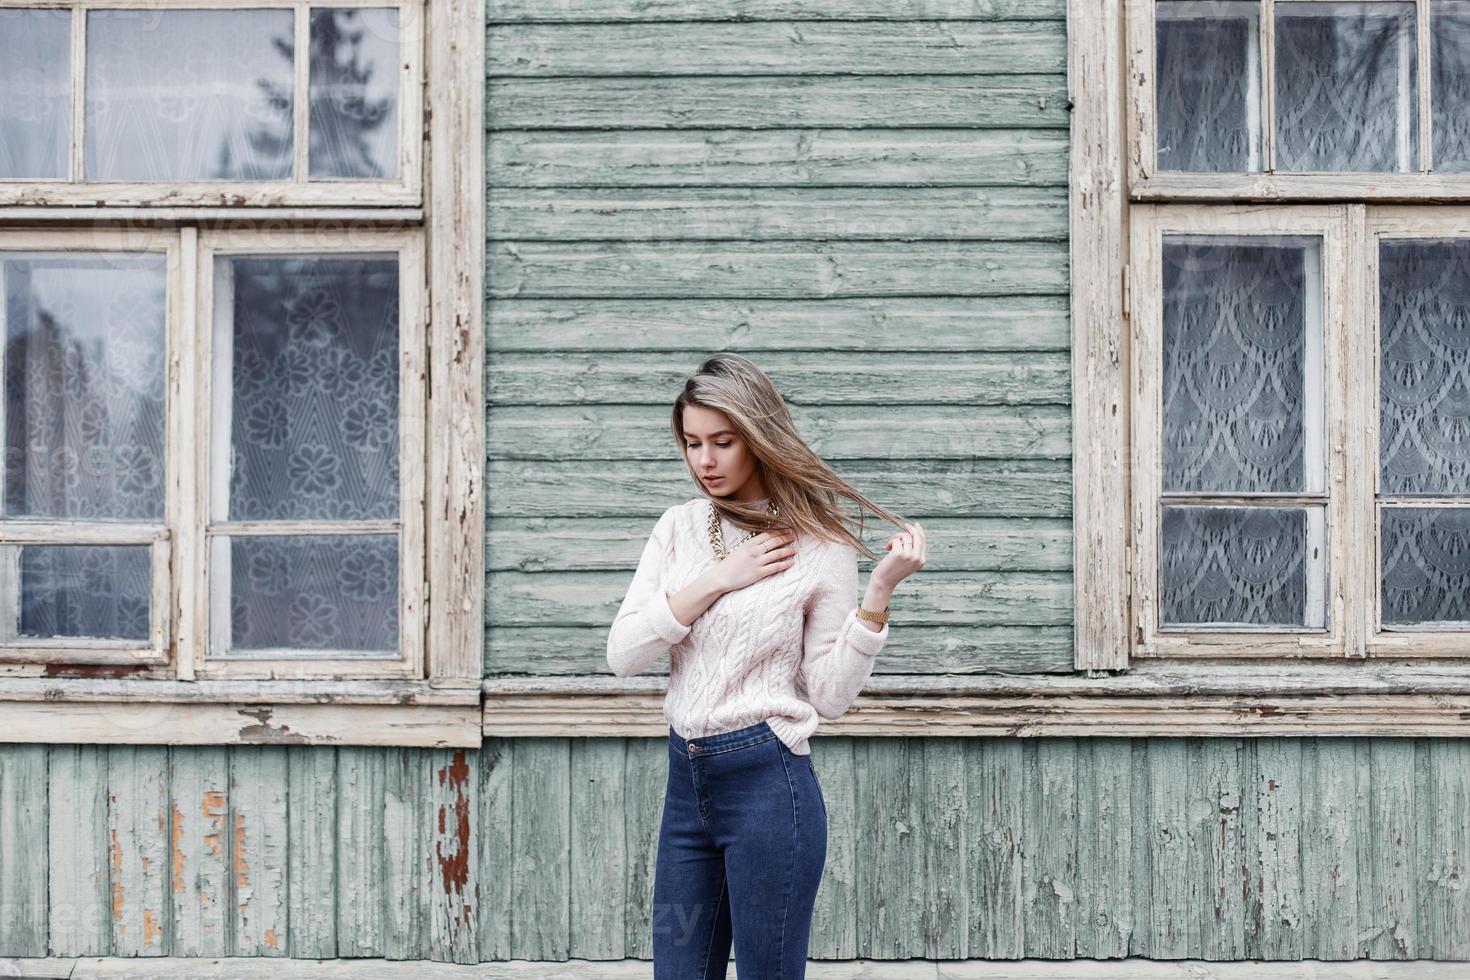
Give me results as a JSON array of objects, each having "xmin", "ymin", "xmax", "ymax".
[{"xmin": 668, "ymin": 720, "xmax": 775, "ymax": 757}]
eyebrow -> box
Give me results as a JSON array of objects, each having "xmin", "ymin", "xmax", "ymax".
[{"xmin": 685, "ymin": 430, "xmax": 736, "ymax": 439}]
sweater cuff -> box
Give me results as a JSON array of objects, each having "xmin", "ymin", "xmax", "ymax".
[
  {"xmin": 645, "ymin": 588, "xmax": 693, "ymax": 645},
  {"xmin": 844, "ymin": 607, "xmax": 889, "ymax": 657}
]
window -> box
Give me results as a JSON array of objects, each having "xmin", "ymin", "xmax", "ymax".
[
  {"xmin": 1075, "ymin": 0, "xmax": 1470, "ymax": 669},
  {"xmin": 1127, "ymin": 0, "xmax": 1470, "ymax": 198},
  {"xmin": 0, "ymin": 0, "xmax": 482, "ymax": 739},
  {"xmin": 0, "ymin": 1, "xmax": 422, "ymax": 205}
]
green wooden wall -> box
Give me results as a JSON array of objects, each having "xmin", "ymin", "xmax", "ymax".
[
  {"xmin": 3, "ymin": 736, "xmax": 1468, "ymax": 962},
  {"xmin": 483, "ymin": 0, "xmax": 1075, "ymax": 679}
]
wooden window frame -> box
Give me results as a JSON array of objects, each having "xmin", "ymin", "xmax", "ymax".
[
  {"xmin": 1124, "ymin": 0, "xmax": 1470, "ymax": 202},
  {"xmin": 0, "ymin": 0, "xmax": 483, "ymax": 745},
  {"xmin": 0, "ymin": 0, "xmax": 425, "ymax": 208},
  {"xmin": 0, "ymin": 228, "xmax": 182, "ymax": 667},
  {"xmin": 1128, "ymin": 203, "xmax": 1360, "ymax": 659},
  {"xmin": 183, "ymin": 224, "xmax": 427, "ymax": 681}
]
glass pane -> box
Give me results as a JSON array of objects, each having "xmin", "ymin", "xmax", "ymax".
[
  {"xmin": 85, "ymin": 9, "xmax": 294, "ymax": 180},
  {"xmin": 1381, "ymin": 507, "xmax": 1470, "ymax": 624},
  {"xmin": 218, "ymin": 254, "xmax": 399, "ymax": 522},
  {"xmin": 1379, "ymin": 240, "xmax": 1470, "ymax": 495},
  {"xmin": 0, "ymin": 8, "xmax": 70, "ymax": 179},
  {"xmin": 309, "ymin": 8, "xmax": 400, "ymax": 179},
  {"xmin": 1433, "ymin": 2, "xmax": 1470, "ymax": 172},
  {"xmin": 1162, "ymin": 237, "xmax": 1321, "ymax": 494},
  {"xmin": 215, "ymin": 534, "xmax": 398, "ymax": 654},
  {"xmin": 1275, "ymin": 2, "xmax": 1418, "ymax": 172},
  {"xmin": 2, "ymin": 252, "xmax": 168, "ymax": 520},
  {"xmin": 1155, "ymin": 1, "xmax": 1261, "ymax": 172},
  {"xmin": 1160, "ymin": 505, "xmax": 1324, "ymax": 627},
  {"xmin": 2, "ymin": 543, "xmax": 151, "ymax": 641}
]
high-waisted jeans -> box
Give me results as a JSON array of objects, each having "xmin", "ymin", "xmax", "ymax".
[{"xmin": 653, "ymin": 719, "xmax": 827, "ymax": 980}]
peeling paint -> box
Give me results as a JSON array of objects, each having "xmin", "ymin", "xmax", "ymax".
[
  {"xmin": 435, "ymin": 750, "xmax": 472, "ymax": 897},
  {"xmin": 171, "ymin": 803, "xmax": 186, "ymax": 895}
]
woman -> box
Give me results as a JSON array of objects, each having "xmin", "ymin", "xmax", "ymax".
[{"xmin": 606, "ymin": 352, "xmax": 926, "ymax": 979}]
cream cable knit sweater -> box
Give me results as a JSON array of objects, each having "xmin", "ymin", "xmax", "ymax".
[{"xmin": 606, "ymin": 495, "xmax": 890, "ymax": 756}]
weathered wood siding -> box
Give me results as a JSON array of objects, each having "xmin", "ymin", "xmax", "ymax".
[
  {"xmin": 483, "ymin": 0, "xmax": 1075, "ymax": 678},
  {"xmin": 4, "ymin": 737, "xmax": 1469, "ymax": 962}
]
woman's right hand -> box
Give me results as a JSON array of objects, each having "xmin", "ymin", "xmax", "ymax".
[{"xmin": 713, "ymin": 530, "xmax": 798, "ymax": 593}]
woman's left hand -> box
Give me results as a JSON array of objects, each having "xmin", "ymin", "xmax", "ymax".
[{"xmin": 872, "ymin": 522, "xmax": 926, "ymax": 591}]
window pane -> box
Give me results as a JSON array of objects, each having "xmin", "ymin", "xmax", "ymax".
[
  {"xmin": 0, "ymin": 8, "xmax": 70, "ymax": 179},
  {"xmin": 2, "ymin": 252, "xmax": 167, "ymax": 520},
  {"xmin": 218, "ymin": 255, "xmax": 399, "ymax": 522},
  {"xmin": 1378, "ymin": 240, "xmax": 1470, "ymax": 495},
  {"xmin": 1160, "ymin": 505, "xmax": 1325, "ymax": 627},
  {"xmin": 85, "ymin": 9, "xmax": 294, "ymax": 180},
  {"xmin": 1434, "ymin": 3, "xmax": 1470, "ymax": 173},
  {"xmin": 1162, "ymin": 237, "xmax": 1321, "ymax": 493},
  {"xmin": 1275, "ymin": 2, "xmax": 1418, "ymax": 172},
  {"xmin": 1155, "ymin": 1, "xmax": 1261, "ymax": 172},
  {"xmin": 214, "ymin": 534, "xmax": 398, "ymax": 655},
  {"xmin": 1381, "ymin": 507, "xmax": 1470, "ymax": 624},
  {"xmin": 2, "ymin": 543, "xmax": 151, "ymax": 641},
  {"xmin": 309, "ymin": 8, "xmax": 400, "ymax": 179}
]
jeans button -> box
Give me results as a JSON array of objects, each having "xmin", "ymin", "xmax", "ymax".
[{"xmin": 688, "ymin": 743, "xmax": 699, "ymax": 754}]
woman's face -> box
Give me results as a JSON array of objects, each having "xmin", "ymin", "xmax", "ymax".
[{"xmin": 682, "ymin": 405, "xmax": 764, "ymax": 501}]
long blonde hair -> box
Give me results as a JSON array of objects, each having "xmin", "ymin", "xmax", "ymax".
[{"xmin": 672, "ymin": 352, "xmax": 908, "ymax": 560}]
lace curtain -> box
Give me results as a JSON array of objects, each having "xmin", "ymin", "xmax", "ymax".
[
  {"xmin": 1379, "ymin": 240, "xmax": 1470, "ymax": 624},
  {"xmin": 0, "ymin": 6, "xmax": 399, "ymax": 181},
  {"xmin": 1158, "ymin": 239, "xmax": 1322, "ymax": 626},
  {"xmin": 2, "ymin": 253, "xmax": 166, "ymax": 640},
  {"xmin": 221, "ymin": 256, "xmax": 400, "ymax": 654},
  {"xmin": 1154, "ymin": 1, "xmax": 1424, "ymax": 172}
]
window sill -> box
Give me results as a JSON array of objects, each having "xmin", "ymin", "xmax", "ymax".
[
  {"xmin": 483, "ymin": 663, "xmax": 1470, "ymax": 738},
  {"xmin": 0, "ymin": 679, "xmax": 481, "ymax": 747}
]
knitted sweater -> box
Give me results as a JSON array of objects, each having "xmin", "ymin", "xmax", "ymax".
[{"xmin": 606, "ymin": 495, "xmax": 890, "ymax": 755}]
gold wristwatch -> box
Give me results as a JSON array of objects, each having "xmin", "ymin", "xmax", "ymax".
[{"xmin": 856, "ymin": 604, "xmax": 890, "ymax": 625}]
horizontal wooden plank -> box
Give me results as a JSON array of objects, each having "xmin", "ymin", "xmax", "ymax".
[
  {"xmin": 486, "ymin": 405, "xmax": 1071, "ymax": 459},
  {"xmin": 486, "ymin": 569, "xmax": 1074, "ymax": 626},
  {"xmin": 487, "ymin": 297, "xmax": 1070, "ymax": 352},
  {"xmin": 489, "ymin": 0, "xmax": 1068, "ymax": 23},
  {"xmin": 0, "ymin": 704, "xmax": 481, "ymax": 746},
  {"xmin": 0, "ymin": 679, "xmax": 479, "ymax": 704},
  {"xmin": 483, "ymin": 624, "xmax": 1075, "ymax": 675},
  {"xmin": 488, "ymin": 242, "xmax": 1068, "ymax": 298},
  {"xmin": 485, "ymin": 352, "xmax": 1070, "ymax": 405},
  {"xmin": 489, "ymin": 22, "xmax": 1066, "ymax": 76},
  {"xmin": 487, "ymin": 129, "xmax": 1068, "ymax": 187},
  {"xmin": 486, "ymin": 187, "xmax": 1068, "ymax": 241},
  {"xmin": 481, "ymin": 691, "xmax": 1470, "ymax": 738},
  {"xmin": 498, "ymin": 660, "xmax": 1470, "ymax": 698},
  {"xmin": 487, "ymin": 515, "xmax": 1071, "ymax": 571},
  {"xmin": 486, "ymin": 77, "xmax": 1070, "ymax": 129},
  {"xmin": 482, "ymin": 459, "xmax": 1074, "ymax": 517}
]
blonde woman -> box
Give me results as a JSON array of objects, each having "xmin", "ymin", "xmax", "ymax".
[{"xmin": 606, "ymin": 352, "xmax": 926, "ymax": 979}]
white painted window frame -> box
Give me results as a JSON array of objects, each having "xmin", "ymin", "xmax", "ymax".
[
  {"xmin": 1127, "ymin": 203, "xmax": 1361, "ymax": 659},
  {"xmin": 1363, "ymin": 205, "xmax": 1470, "ymax": 658},
  {"xmin": 0, "ymin": 228, "xmax": 182, "ymax": 667},
  {"xmin": 183, "ymin": 224, "xmax": 427, "ymax": 680},
  {"xmin": 1124, "ymin": 0, "xmax": 1468, "ymax": 201},
  {"xmin": 0, "ymin": 0, "xmax": 425, "ymax": 207},
  {"xmin": 0, "ymin": 0, "xmax": 483, "ymax": 744}
]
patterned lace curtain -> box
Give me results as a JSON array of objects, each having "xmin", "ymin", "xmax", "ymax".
[
  {"xmin": 1379, "ymin": 241, "xmax": 1470, "ymax": 623},
  {"xmin": 2, "ymin": 253, "xmax": 167, "ymax": 640},
  {"xmin": 1158, "ymin": 239, "xmax": 1325, "ymax": 627},
  {"xmin": 220, "ymin": 256, "xmax": 400, "ymax": 655}
]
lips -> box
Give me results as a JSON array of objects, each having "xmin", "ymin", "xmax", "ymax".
[{"xmin": 704, "ymin": 476, "xmax": 723, "ymax": 483}]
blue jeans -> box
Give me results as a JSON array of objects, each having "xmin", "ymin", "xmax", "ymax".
[{"xmin": 653, "ymin": 720, "xmax": 828, "ymax": 979}]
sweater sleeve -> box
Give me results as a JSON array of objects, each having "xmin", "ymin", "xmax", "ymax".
[
  {"xmin": 798, "ymin": 541, "xmax": 889, "ymax": 720},
  {"xmin": 606, "ymin": 506, "xmax": 694, "ymax": 678}
]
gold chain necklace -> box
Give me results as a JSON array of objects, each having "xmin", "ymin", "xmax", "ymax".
[{"xmin": 708, "ymin": 499, "xmax": 780, "ymax": 561}]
